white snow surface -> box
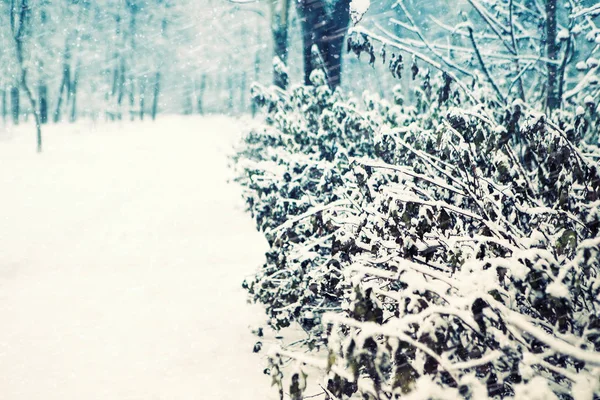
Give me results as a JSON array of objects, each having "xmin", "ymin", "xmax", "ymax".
[{"xmin": 0, "ymin": 117, "xmax": 277, "ymax": 400}]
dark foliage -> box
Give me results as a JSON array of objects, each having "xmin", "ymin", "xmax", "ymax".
[{"xmin": 234, "ymin": 64, "xmax": 600, "ymax": 399}]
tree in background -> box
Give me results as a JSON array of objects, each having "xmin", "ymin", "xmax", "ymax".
[
  {"xmin": 0, "ymin": 0, "xmax": 394, "ymax": 124},
  {"xmin": 237, "ymin": 0, "xmax": 352, "ymax": 89},
  {"xmin": 352, "ymin": 0, "xmax": 600, "ymax": 114},
  {"xmin": 296, "ymin": 0, "xmax": 351, "ymax": 89},
  {"xmin": 10, "ymin": 0, "xmax": 42, "ymax": 152},
  {"xmin": 0, "ymin": 0, "xmax": 272, "ymax": 125}
]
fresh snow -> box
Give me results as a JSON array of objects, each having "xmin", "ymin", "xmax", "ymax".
[{"xmin": 0, "ymin": 117, "xmax": 277, "ymax": 400}]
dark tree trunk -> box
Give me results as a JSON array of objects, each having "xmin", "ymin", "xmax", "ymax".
[
  {"xmin": 546, "ymin": 0, "xmax": 560, "ymax": 111},
  {"xmin": 13, "ymin": 0, "xmax": 42, "ymax": 152},
  {"xmin": 39, "ymin": 83, "xmax": 48, "ymax": 124},
  {"xmin": 127, "ymin": 2, "xmax": 137, "ymax": 121},
  {"xmin": 184, "ymin": 85, "xmax": 193, "ymax": 115},
  {"xmin": 151, "ymin": 72, "xmax": 160, "ymax": 120},
  {"xmin": 252, "ymin": 25, "xmax": 261, "ymax": 117},
  {"xmin": 70, "ymin": 61, "xmax": 80, "ymax": 122},
  {"xmin": 252, "ymin": 50, "xmax": 260, "ymax": 117},
  {"xmin": 10, "ymin": 86, "xmax": 19, "ymax": 125},
  {"xmin": 296, "ymin": 0, "xmax": 321, "ymax": 86},
  {"xmin": 139, "ymin": 78, "xmax": 145, "ymax": 120},
  {"xmin": 21, "ymin": 77, "xmax": 42, "ymax": 152},
  {"xmin": 128, "ymin": 78, "xmax": 135, "ymax": 121},
  {"xmin": 151, "ymin": 17, "xmax": 166, "ymax": 121},
  {"xmin": 53, "ymin": 65, "xmax": 70, "ymax": 122},
  {"xmin": 295, "ymin": 0, "xmax": 351, "ymax": 89},
  {"xmin": 272, "ymin": 25, "xmax": 289, "ymax": 88},
  {"xmin": 54, "ymin": 40, "xmax": 72, "ymax": 123},
  {"xmin": 1, "ymin": 89, "xmax": 6, "ymax": 123},
  {"xmin": 240, "ymin": 71, "xmax": 247, "ymax": 112},
  {"xmin": 111, "ymin": 62, "xmax": 119, "ymax": 97},
  {"xmin": 197, "ymin": 73, "xmax": 207, "ymax": 115},
  {"xmin": 323, "ymin": 0, "xmax": 350, "ymax": 89},
  {"xmin": 227, "ymin": 75, "xmax": 234, "ymax": 113},
  {"xmin": 272, "ymin": 28, "xmax": 288, "ymax": 65},
  {"xmin": 117, "ymin": 58, "xmax": 126, "ymax": 120},
  {"xmin": 270, "ymin": 0, "xmax": 290, "ymax": 89}
]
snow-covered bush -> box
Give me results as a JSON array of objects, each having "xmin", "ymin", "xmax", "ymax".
[
  {"xmin": 234, "ymin": 68, "xmax": 600, "ymax": 398},
  {"xmin": 234, "ymin": 3, "xmax": 600, "ymax": 397},
  {"xmin": 234, "ymin": 71, "xmax": 380, "ymax": 335}
]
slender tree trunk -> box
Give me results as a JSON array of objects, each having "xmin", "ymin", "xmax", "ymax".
[
  {"xmin": 111, "ymin": 12, "xmax": 122, "ymax": 118},
  {"xmin": 546, "ymin": 0, "xmax": 560, "ymax": 111},
  {"xmin": 13, "ymin": 0, "xmax": 43, "ymax": 154},
  {"xmin": 69, "ymin": 61, "xmax": 80, "ymax": 123},
  {"xmin": 127, "ymin": 3, "xmax": 137, "ymax": 121},
  {"xmin": 252, "ymin": 52, "xmax": 260, "ymax": 117},
  {"xmin": 197, "ymin": 73, "xmax": 207, "ymax": 115},
  {"xmin": 252, "ymin": 24, "xmax": 261, "ymax": 117},
  {"xmin": 152, "ymin": 17, "xmax": 166, "ymax": 121},
  {"xmin": 21, "ymin": 75, "xmax": 42, "ymax": 152},
  {"xmin": 227, "ymin": 75, "xmax": 234, "ymax": 113},
  {"xmin": 1, "ymin": 89, "xmax": 6, "ymax": 124},
  {"xmin": 128, "ymin": 78, "xmax": 135, "ymax": 121},
  {"xmin": 184, "ymin": 85, "xmax": 193, "ymax": 115},
  {"xmin": 139, "ymin": 78, "xmax": 145, "ymax": 120},
  {"xmin": 216, "ymin": 75, "xmax": 223, "ymax": 114},
  {"xmin": 70, "ymin": 91, "xmax": 77, "ymax": 122},
  {"xmin": 10, "ymin": 86, "xmax": 20, "ymax": 125},
  {"xmin": 240, "ymin": 71, "xmax": 247, "ymax": 112},
  {"xmin": 151, "ymin": 71, "xmax": 160, "ymax": 120},
  {"xmin": 53, "ymin": 69, "xmax": 68, "ymax": 122},
  {"xmin": 117, "ymin": 58, "xmax": 125, "ymax": 120},
  {"xmin": 54, "ymin": 40, "xmax": 72, "ymax": 123},
  {"xmin": 18, "ymin": 70, "xmax": 42, "ymax": 151},
  {"xmin": 111, "ymin": 62, "xmax": 119, "ymax": 97},
  {"xmin": 39, "ymin": 82, "xmax": 48, "ymax": 124}
]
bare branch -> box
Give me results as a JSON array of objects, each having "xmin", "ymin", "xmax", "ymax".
[
  {"xmin": 467, "ymin": 26, "xmax": 506, "ymax": 103},
  {"xmin": 571, "ymin": 3, "xmax": 600, "ymax": 19}
]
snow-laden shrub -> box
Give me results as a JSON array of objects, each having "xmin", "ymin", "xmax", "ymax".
[
  {"xmin": 233, "ymin": 69, "xmax": 600, "ymax": 399},
  {"xmin": 234, "ymin": 70, "xmax": 382, "ymax": 335}
]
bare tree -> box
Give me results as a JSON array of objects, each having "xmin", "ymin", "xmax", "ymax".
[
  {"xmin": 1, "ymin": 89, "xmax": 6, "ymax": 123},
  {"xmin": 53, "ymin": 36, "xmax": 73, "ymax": 123},
  {"xmin": 11, "ymin": 0, "xmax": 42, "ymax": 152},
  {"xmin": 10, "ymin": 86, "xmax": 19, "ymax": 125},
  {"xmin": 351, "ymin": 0, "xmax": 599, "ymax": 112},
  {"xmin": 0, "ymin": 0, "xmax": 277, "ymax": 120}
]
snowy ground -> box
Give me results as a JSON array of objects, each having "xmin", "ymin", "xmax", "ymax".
[{"xmin": 0, "ymin": 117, "xmax": 278, "ymax": 400}]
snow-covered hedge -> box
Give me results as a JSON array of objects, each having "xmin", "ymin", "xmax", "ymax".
[{"xmin": 233, "ymin": 68, "xmax": 600, "ymax": 399}]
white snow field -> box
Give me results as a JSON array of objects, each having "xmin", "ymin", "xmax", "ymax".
[{"xmin": 0, "ymin": 117, "xmax": 277, "ymax": 400}]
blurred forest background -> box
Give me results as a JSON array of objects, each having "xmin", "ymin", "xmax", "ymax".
[
  {"xmin": 0, "ymin": 0, "xmax": 457, "ymax": 123},
  {"xmin": 1, "ymin": 0, "xmax": 600, "ymax": 136}
]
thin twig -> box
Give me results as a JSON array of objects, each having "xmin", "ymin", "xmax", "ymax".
[
  {"xmin": 509, "ymin": 0, "xmax": 526, "ymax": 101},
  {"xmin": 393, "ymin": 1, "xmax": 474, "ymax": 77},
  {"xmin": 468, "ymin": 26, "xmax": 506, "ymax": 103}
]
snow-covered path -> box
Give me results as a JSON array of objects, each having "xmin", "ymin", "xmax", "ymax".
[{"xmin": 0, "ymin": 117, "xmax": 273, "ymax": 400}]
